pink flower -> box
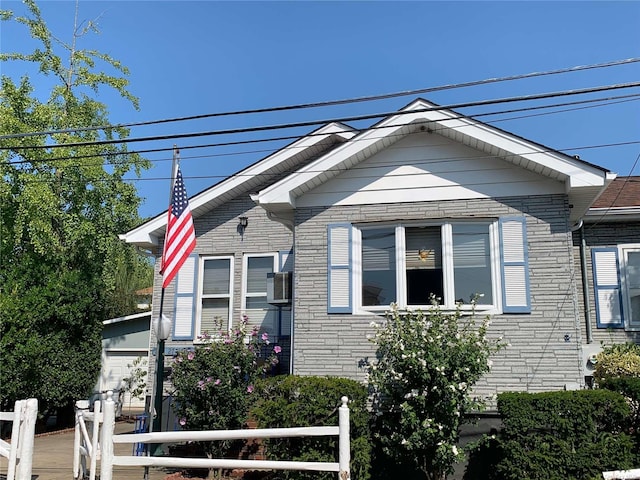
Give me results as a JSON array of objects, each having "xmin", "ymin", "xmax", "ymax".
[
  {"xmin": 187, "ymin": 351, "xmax": 195, "ymax": 360},
  {"xmin": 273, "ymin": 345, "xmax": 282, "ymax": 354},
  {"xmin": 247, "ymin": 385, "xmax": 254, "ymax": 394},
  {"xmin": 179, "ymin": 417, "xmax": 186, "ymax": 426},
  {"xmin": 261, "ymin": 332, "xmax": 269, "ymax": 341},
  {"xmin": 214, "ymin": 379, "xmax": 221, "ymax": 386}
]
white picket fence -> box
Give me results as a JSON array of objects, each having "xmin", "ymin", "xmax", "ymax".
[
  {"xmin": 0, "ymin": 398, "xmax": 38, "ymax": 480},
  {"xmin": 73, "ymin": 399, "xmax": 103, "ymax": 480},
  {"xmin": 75, "ymin": 391, "xmax": 351, "ymax": 480},
  {"xmin": 603, "ymin": 469, "xmax": 640, "ymax": 479}
]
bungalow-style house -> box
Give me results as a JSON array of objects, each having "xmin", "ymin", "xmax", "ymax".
[{"xmin": 120, "ymin": 98, "xmax": 638, "ymax": 401}]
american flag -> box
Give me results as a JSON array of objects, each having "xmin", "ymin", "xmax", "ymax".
[{"xmin": 161, "ymin": 165, "xmax": 196, "ymax": 288}]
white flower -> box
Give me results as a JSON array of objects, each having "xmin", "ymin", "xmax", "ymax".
[{"xmin": 452, "ymin": 445, "xmax": 458, "ymax": 456}]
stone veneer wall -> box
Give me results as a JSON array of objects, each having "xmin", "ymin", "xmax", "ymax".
[
  {"xmin": 148, "ymin": 195, "xmax": 294, "ymax": 392},
  {"xmin": 292, "ymin": 194, "xmax": 584, "ymax": 398}
]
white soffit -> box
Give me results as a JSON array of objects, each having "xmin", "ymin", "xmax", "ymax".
[
  {"xmin": 119, "ymin": 123, "xmax": 356, "ymax": 248},
  {"xmin": 254, "ymin": 98, "xmax": 612, "ymax": 217}
]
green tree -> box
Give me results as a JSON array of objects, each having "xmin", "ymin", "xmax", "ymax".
[{"xmin": 0, "ymin": 0, "xmax": 150, "ymax": 423}]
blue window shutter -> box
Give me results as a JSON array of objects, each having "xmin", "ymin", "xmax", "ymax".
[
  {"xmin": 327, "ymin": 224, "xmax": 352, "ymax": 313},
  {"xmin": 172, "ymin": 254, "xmax": 198, "ymax": 340},
  {"xmin": 499, "ymin": 217, "xmax": 531, "ymax": 313},
  {"xmin": 591, "ymin": 248, "xmax": 624, "ymax": 328}
]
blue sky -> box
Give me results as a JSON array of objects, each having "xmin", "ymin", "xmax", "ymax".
[{"xmin": 2, "ymin": 1, "xmax": 639, "ymax": 220}]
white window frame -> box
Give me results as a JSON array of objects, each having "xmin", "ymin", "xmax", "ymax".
[
  {"xmin": 352, "ymin": 221, "xmax": 502, "ymax": 314},
  {"xmin": 241, "ymin": 253, "xmax": 278, "ymax": 311},
  {"xmin": 195, "ymin": 255, "xmax": 234, "ymax": 342},
  {"xmin": 618, "ymin": 243, "xmax": 640, "ymax": 331}
]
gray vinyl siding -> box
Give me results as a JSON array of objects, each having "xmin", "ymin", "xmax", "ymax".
[
  {"xmin": 573, "ymin": 221, "xmax": 640, "ymax": 345},
  {"xmin": 293, "ymin": 194, "xmax": 584, "ymax": 398}
]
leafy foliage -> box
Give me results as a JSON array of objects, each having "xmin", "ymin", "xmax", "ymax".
[
  {"xmin": 466, "ymin": 390, "xmax": 635, "ymax": 480},
  {"xmin": 599, "ymin": 371, "xmax": 640, "ymax": 465},
  {"xmin": 367, "ymin": 300, "xmax": 505, "ymax": 480},
  {"xmin": 594, "ymin": 342, "xmax": 640, "ymax": 382},
  {"xmin": 121, "ymin": 356, "xmax": 148, "ymax": 414},
  {"xmin": 0, "ymin": 0, "xmax": 150, "ymax": 419},
  {"xmin": 251, "ymin": 375, "xmax": 372, "ymax": 480},
  {"xmin": 170, "ymin": 316, "xmax": 280, "ymax": 465}
]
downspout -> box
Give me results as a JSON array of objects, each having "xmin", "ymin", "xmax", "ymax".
[
  {"xmin": 266, "ymin": 211, "xmax": 296, "ymax": 374},
  {"xmin": 572, "ymin": 220, "xmax": 593, "ymax": 344}
]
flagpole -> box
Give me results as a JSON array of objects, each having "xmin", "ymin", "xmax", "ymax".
[{"xmin": 151, "ymin": 146, "xmax": 180, "ymax": 451}]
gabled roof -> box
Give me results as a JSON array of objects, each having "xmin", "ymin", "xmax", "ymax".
[
  {"xmin": 253, "ymin": 98, "xmax": 615, "ymax": 223},
  {"xmin": 120, "ymin": 122, "xmax": 356, "ymax": 249},
  {"xmin": 585, "ymin": 176, "xmax": 640, "ymax": 222}
]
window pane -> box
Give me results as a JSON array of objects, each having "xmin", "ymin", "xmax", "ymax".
[
  {"xmin": 627, "ymin": 252, "xmax": 640, "ymax": 322},
  {"xmin": 362, "ymin": 228, "xmax": 396, "ymax": 306},
  {"xmin": 246, "ymin": 296, "xmax": 269, "ymax": 310},
  {"xmin": 201, "ymin": 298, "xmax": 229, "ymax": 334},
  {"xmin": 406, "ymin": 227, "xmax": 443, "ymax": 305},
  {"xmin": 247, "ymin": 256, "xmax": 273, "ymax": 293},
  {"xmin": 203, "ymin": 259, "xmax": 230, "ymax": 295},
  {"xmin": 452, "ymin": 224, "xmax": 492, "ymax": 304}
]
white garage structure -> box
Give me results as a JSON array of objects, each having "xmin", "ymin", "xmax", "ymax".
[{"xmin": 99, "ymin": 311, "xmax": 151, "ymax": 413}]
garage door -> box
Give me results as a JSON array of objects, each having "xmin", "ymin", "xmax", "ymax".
[{"xmin": 101, "ymin": 351, "xmax": 149, "ymax": 411}]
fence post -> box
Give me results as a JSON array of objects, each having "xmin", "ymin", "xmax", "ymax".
[
  {"xmin": 338, "ymin": 396, "xmax": 350, "ymax": 480},
  {"xmin": 73, "ymin": 400, "xmax": 89, "ymax": 480},
  {"xmin": 89, "ymin": 399, "xmax": 102, "ymax": 480},
  {"xmin": 100, "ymin": 391, "xmax": 116, "ymax": 480},
  {"xmin": 15, "ymin": 398, "xmax": 37, "ymax": 480},
  {"xmin": 6, "ymin": 400, "xmax": 23, "ymax": 480}
]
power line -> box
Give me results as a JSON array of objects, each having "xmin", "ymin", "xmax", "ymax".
[
  {"xmin": 12, "ymin": 140, "xmax": 640, "ymax": 188},
  {"xmin": 7, "ymin": 91, "xmax": 640, "ymax": 167},
  {"xmin": 3, "ymin": 57, "xmax": 639, "ymax": 141},
  {"xmin": 4, "ymin": 81, "xmax": 640, "ymax": 151}
]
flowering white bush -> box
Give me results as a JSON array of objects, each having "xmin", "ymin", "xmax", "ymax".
[{"xmin": 367, "ymin": 299, "xmax": 505, "ymax": 480}]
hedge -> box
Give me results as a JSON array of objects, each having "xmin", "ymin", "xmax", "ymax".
[
  {"xmin": 251, "ymin": 375, "xmax": 372, "ymax": 480},
  {"xmin": 465, "ymin": 390, "xmax": 635, "ymax": 480}
]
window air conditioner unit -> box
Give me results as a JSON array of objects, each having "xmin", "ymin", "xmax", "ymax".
[{"xmin": 267, "ymin": 272, "xmax": 292, "ymax": 305}]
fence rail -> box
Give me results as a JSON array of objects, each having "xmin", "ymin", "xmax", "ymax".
[
  {"xmin": 0, "ymin": 398, "xmax": 38, "ymax": 480},
  {"xmin": 98, "ymin": 391, "xmax": 351, "ymax": 480},
  {"xmin": 73, "ymin": 399, "xmax": 103, "ymax": 480}
]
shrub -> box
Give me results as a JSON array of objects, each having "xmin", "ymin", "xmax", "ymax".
[
  {"xmin": 251, "ymin": 375, "xmax": 372, "ymax": 480},
  {"xmin": 594, "ymin": 342, "xmax": 640, "ymax": 382},
  {"xmin": 170, "ymin": 315, "xmax": 280, "ymax": 477},
  {"xmin": 367, "ymin": 300, "xmax": 505, "ymax": 480},
  {"xmin": 599, "ymin": 375, "xmax": 640, "ymax": 464},
  {"xmin": 465, "ymin": 390, "xmax": 635, "ymax": 480}
]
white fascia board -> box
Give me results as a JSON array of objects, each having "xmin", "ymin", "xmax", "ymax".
[
  {"xmin": 255, "ymin": 99, "xmax": 610, "ymax": 209},
  {"xmin": 408, "ymin": 100, "xmax": 609, "ymax": 189},
  {"xmin": 120, "ymin": 123, "xmax": 356, "ymax": 247},
  {"xmin": 103, "ymin": 310, "xmax": 152, "ymax": 326},
  {"xmin": 255, "ymin": 111, "xmax": 422, "ymax": 207},
  {"xmin": 585, "ymin": 206, "xmax": 640, "ymax": 221}
]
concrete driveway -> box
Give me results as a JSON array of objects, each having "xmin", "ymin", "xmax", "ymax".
[{"xmin": 0, "ymin": 421, "xmax": 172, "ymax": 480}]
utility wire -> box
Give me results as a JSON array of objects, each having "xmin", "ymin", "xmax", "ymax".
[
  {"xmin": 13, "ymin": 140, "xmax": 640, "ymax": 188},
  {"xmin": 4, "ymin": 81, "xmax": 640, "ymax": 151},
  {"xmin": 7, "ymin": 91, "xmax": 640, "ymax": 166},
  {"xmin": 2, "ymin": 57, "xmax": 639, "ymax": 141}
]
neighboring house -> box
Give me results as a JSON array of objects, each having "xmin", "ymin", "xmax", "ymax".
[
  {"xmin": 122, "ymin": 98, "xmax": 638, "ymax": 401},
  {"xmin": 99, "ymin": 310, "xmax": 151, "ymax": 409},
  {"xmin": 575, "ymin": 176, "xmax": 640, "ymax": 381}
]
